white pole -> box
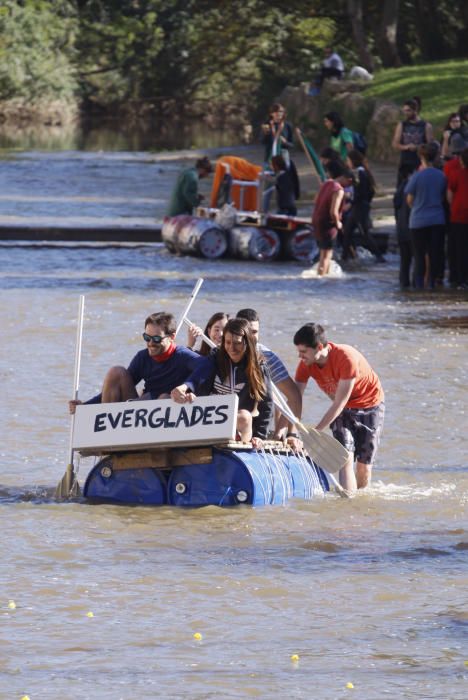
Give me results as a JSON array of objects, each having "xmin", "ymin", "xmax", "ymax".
[{"xmin": 175, "ymin": 278, "xmax": 204, "ymax": 338}]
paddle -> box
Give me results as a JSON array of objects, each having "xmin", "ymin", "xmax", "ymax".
[
  {"xmin": 295, "ymin": 128, "xmax": 326, "ymax": 186},
  {"xmin": 55, "ymin": 295, "xmax": 85, "ymax": 500},
  {"xmin": 180, "ymin": 323, "xmax": 349, "ymax": 474},
  {"xmin": 176, "ymin": 321, "xmax": 349, "ymax": 496},
  {"xmin": 271, "ymin": 384, "xmax": 350, "ymax": 474},
  {"xmin": 175, "ymin": 278, "xmax": 204, "ymax": 338}
]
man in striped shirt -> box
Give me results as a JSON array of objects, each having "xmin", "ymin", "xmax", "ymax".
[{"xmin": 236, "ymin": 308, "xmax": 302, "ymax": 442}]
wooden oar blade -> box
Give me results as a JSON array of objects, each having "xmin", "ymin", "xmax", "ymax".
[
  {"xmin": 299, "ymin": 427, "xmax": 349, "ymax": 474},
  {"xmin": 55, "ymin": 463, "xmax": 81, "ymax": 500}
]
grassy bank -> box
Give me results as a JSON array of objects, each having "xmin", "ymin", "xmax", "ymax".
[{"xmin": 365, "ymin": 59, "xmax": 468, "ymax": 132}]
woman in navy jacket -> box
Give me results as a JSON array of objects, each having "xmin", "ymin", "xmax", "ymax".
[{"xmin": 171, "ymin": 318, "xmax": 273, "ymax": 447}]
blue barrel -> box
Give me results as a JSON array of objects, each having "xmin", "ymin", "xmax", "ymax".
[
  {"xmin": 84, "ymin": 458, "xmax": 167, "ymax": 505},
  {"xmin": 168, "ymin": 448, "xmax": 328, "ymax": 507}
]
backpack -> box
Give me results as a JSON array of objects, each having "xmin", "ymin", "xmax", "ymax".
[{"xmin": 352, "ymin": 131, "xmax": 368, "ymax": 154}]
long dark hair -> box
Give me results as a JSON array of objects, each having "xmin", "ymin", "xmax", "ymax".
[
  {"xmin": 217, "ymin": 318, "xmax": 266, "ymax": 401},
  {"xmin": 347, "ymin": 149, "xmax": 376, "ymax": 193},
  {"xmin": 199, "ymin": 311, "xmax": 229, "ymax": 356},
  {"xmin": 443, "ymin": 112, "xmax": 460, "ymax": 131},
  {"xmin": 324, "ymin": 111, "xmax": 344, "ymax": 136}
]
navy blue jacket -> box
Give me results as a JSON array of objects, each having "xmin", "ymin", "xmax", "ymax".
[
  {"xmin": 88, "ymin": 346, "xmax": 201, "ymax": 403},
  {"xmin": 185, "ymin": 352, "xmax": 273, "ymax": 439}
]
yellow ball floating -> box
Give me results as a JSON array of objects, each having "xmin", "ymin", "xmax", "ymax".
[
  {"xmin": 8, "ymin": 600, "xmax": 16, "ymax": 610},
  {"xmin": 193, "ymin": 632, "xmax": 202, "ymax": 640},
  {"xmin": 290, "ymin": 654, "xmax": 300, "ymax": 662},
  {"xmin": 346, "ymin": 682, "xmax": 354, "ymax": 689},
  {"xmin": 464, "ymin": 660, "xmax": 468, "ymax": 666},
  {"xmin": 86, "ymin": 611, "xmax": 94, "ymax": 618},
  {"xmin": 21, "ymin": 696, "xmax": 31, "ymax": 700}
]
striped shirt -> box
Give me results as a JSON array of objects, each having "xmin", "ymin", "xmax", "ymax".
[{"xmin": 258, "ymin": 343, "xmax": 289, "ymax": 384}]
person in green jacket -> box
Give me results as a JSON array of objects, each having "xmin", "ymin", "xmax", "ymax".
[
  {"xmin": 323, "ymin": 111, "xmax": 354, "ymax": 161},
  {"xmin": 167, "ymin": 156, "xmax": 212, "ymax": 216}
]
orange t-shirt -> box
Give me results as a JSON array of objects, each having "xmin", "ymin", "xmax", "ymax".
[{"xmin": 295, "ymin": 342, "xmax": 384, "ymax": 409}]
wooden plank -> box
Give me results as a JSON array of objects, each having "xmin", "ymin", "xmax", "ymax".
[{"xmin": 112, "ymin": 447, "xmax": 214, "ymax": 471}]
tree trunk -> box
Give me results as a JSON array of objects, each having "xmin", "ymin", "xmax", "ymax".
[
  {"xmin": 377, "ymin": 0, "xmax": 401, "ymax": 67},
  {"xmin": 346, "ymin": 0, "xmax": 374, "ymax": 72}
]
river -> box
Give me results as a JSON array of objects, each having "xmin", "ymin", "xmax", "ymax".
[{"xmin": 0, "ymin": 145, "xmax": 467, "ymax": 699}]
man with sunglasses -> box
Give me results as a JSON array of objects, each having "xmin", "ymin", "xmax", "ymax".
[{"xmin": 69, "ymin": 312, "xmax": 201, "ymax": 413}]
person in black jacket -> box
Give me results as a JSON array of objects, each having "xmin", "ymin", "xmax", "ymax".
[
  {"xmin": 393, "ymin": 163, "xmax": 414, "ymax": 289},
  {"xmin": 271, "ymin": 155, "xmax": 297, "ymax": 216},
  {"xmin": 261, "ymin": 103, "xmax": 294, "ymax": 166},
  {"xmin": 171, "ymin": 318, "xmax": 273, "ymax": 447},
  {"xmin": 342, "ymin": 149, "xmax": 383, "ymax": 261}
]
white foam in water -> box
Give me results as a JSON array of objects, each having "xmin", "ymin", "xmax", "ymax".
[
  {"xmin": 367, "ymin": 480, "xmax": 458, "ymax": 501},
  {"xmin": 301, "ymin": 260, "xmax": 344, "ymax": 279}
]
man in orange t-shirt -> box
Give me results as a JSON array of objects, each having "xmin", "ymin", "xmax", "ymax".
[{"xmin": 294, "ymin": 323, "xmax": 384, "ymax": 492}]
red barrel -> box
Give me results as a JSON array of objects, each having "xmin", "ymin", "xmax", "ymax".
[{"xmin": 282, "ymin": 226, "xmax": 318, "ymax": 262}]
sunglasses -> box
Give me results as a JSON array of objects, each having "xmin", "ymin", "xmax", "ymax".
[{"xmin": 142, "ymin": 332, "xmax": 170, "ymax": 344}]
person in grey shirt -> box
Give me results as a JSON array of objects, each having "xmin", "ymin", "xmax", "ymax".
[{"xmin": 236, "ymin": 308, "xmax": 302, "ymax": 444}]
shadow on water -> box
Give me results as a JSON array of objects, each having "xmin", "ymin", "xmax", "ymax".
[
  {"xmin": 404, "ymin": 314, "xmax": 468, "ymax": 330},
  {"xmin": 0, "ymin": 484, "xmax": 65, "ymax": 504},
  {"xmin": 0, "ymin": 121, "xmax": 245, "ymax": 153}
]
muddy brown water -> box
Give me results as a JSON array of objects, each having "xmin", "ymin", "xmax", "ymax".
[{"xmin": 0, "ymin": 145, "xmax": 467, "ymax": 699}]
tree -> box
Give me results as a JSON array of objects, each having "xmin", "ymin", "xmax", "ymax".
[
  {"xmin": 346, "ymin": 0, "xmax": 374, "ymax": 71},
  {"xmin": 0, "ymin": 0, "xmax": 78, "ymax": 100},
  {"xmin": 378, "ymin": 0, "xmax": 401, "ymax": 67}
]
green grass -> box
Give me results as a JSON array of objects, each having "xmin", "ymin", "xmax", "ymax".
[{"xmin": 364, "ymin": 58, "xmax": 468, "ymax": 131}]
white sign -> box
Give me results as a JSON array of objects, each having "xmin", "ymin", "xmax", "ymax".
[{"xmin": 73, "ymin": 395, "xmax": 238, "ymax": 454}]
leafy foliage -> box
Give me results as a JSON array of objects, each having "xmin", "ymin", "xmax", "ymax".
[
  {"xmin": 0, "ymin": 0, "xmax": 78, "ymax": 100},
  {"xmin": 1, "ymin": 0, "xmax": 467, "ymax": 118}
]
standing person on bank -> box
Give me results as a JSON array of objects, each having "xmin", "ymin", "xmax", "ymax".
[
  {"xmin": 441, "ymin": 113, "xmax": 463, "ymax": 160},
  {"xmin": 323, "ymin": 111, "xmax": 354, "ymax": 161},
  {"xmin": 405, "ymin": 143, "xmax": 447, "ymax": 289},
  {"xmin": 261, "ymin": 103, "xmax": 294, "ymax": 166},
  {"xmin": 293, "ymin": 323, "xmax": 384, "ymax": 493},
  {"xmin": 167, "ymin": 157, "xmax": 212, "ymax": 217},
  {"xmin": 393, "ymin": 163, "xmax": 414, "ymax": 289},
  {"xmin": 446, "ymin": 147, "xmax": 468, "ymax": 289},
  {"xmin": 392, "ymin": 98, "xmax": 433, "ymax": 184}
]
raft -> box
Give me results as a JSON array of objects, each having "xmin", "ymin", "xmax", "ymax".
[
  {"xmin": 72, "ymin": 395, "xmax": 329, "ymax": 507},
  {"xmin": 83, "ymin": 444, "xmax": 329, "ymax": 506},
  {"xmin": 162, "ymin": 211, "xmax": 318, "ymax": 262}
]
